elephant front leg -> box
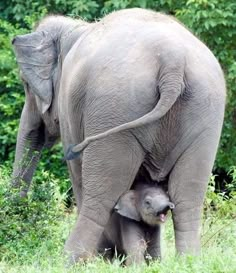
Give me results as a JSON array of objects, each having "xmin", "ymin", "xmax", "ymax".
[
  {"xmin": 168, "ymin": 132, "xmax": 221, "ymax": 254},
  {"xmin": 64, "ymin": 136, "xmax": 144, "ymax": 263},
  {"xmin": 146, "ymin": 226, "xmax": 161, "ymax": 261},
  {"xmin": 120, "ymin": 218, "xmax": 147, "ymax": 265}
]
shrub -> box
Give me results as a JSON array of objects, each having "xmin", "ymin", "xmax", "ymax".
[
  {"xmin": 204, "ymin": 168, "xmax": 236, "ymax": 219},
  {"xmin": 0, "ymin": 166, "xmax": 68, "ymax": 263}
]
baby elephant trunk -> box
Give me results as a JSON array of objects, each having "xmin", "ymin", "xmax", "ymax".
[
  {"xmin": 142, "ymin": 198, "xmax": 175, "ymax": 225},
  {"xmin": 156, "ymin": 202, "xmax": 175, "ymax": 216}
]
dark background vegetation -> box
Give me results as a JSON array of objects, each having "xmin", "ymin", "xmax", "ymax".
[{"xmin": 0, "ymin": 0, "xmax": 235, "ymax": 190}]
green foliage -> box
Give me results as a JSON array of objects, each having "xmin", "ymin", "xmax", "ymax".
[
  {"xmin": 0, "ymin": 0, "xmax": 101, "ymax": 23},
  {"xmin": 0, "ymin": 166, "xmax": 69, "ymax": 262},
  {"xmin": 204, "ymin": 170, "xmax": 236, "ymax": 219},
  {"xmin": 228, "ymin": 166, "xmax": 236, "ymax": 193},
  {"xmin": 0, "ymin": 20, "xmax": 26, "ymax": 161},
  {"xmin": 101, "ymin": 0, "xmax": 182, "ymax": 14}
]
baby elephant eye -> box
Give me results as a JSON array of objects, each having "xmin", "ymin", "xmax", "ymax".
[{"xmin": 145, "ymin": 200, "xmax": 151, "ymax": 206}]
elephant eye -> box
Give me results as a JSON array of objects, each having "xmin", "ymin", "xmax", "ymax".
[{"xmin": 144, "ymin": 199, "xmax": 151, "ymax": 206}]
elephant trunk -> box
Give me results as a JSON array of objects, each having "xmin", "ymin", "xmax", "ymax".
[{"xmin": 11, "ymin": 103, "xmax": 45, "ymax": 197}]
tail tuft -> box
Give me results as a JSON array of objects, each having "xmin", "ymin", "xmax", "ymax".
[{"xmin": 64, "ymin": 144, "xmax": 81, "ymax": 161}]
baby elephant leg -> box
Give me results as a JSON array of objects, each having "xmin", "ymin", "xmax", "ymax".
[
  {"xmin": 97, "ymin": 233, "xmax": 114, "ymax": 262},
  {"xmin": 146, "ymin": 225, "xmax": 161, "ymax": 261},
  {"xmin": 120, "ymin": 218, "xmax": 147, "ymax": 265}
]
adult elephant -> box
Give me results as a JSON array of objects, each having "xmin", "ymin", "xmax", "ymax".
[{"xmin": 12, "ymin": 8, "xmax": 225, "ymax": 262}]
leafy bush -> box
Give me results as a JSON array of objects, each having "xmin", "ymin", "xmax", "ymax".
[
  {"xmin": 0, "ymin": 166, "xmax": 68, "ymax": 263},
  {"xmin": 0, "ymin": 20, "xmax": 25, "ymax": 161},
  {"xmin": 0, "ymin": 0, "xmax": 101, "ymax": 24},
  {"xmin": 204, "ymin": 168, "xmax": 236, "ymax": 219}
]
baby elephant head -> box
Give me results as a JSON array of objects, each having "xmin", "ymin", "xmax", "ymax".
[{"xmin": 114, "ymin": 186, "xmax": 175, "ymax": 226}]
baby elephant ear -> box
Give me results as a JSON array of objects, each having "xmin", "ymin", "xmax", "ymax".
[
  {"xmin": 114, "ymin": 190, "xmax": 141, "ymax": 221},
  {"xmin": 12, "ymin": 31, "xmax": 57, "ymax": 113}
]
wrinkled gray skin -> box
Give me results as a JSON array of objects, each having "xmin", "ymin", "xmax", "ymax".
[
  {"xmin": 99, "ymin": 184, "xmax": 175, "ymax": 265},
  {"xmin": 12, "ymin": 8, "xmax": 225, "ymax": 263}
]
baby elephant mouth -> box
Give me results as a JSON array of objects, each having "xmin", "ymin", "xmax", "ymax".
[
  {"xmin": 158, "ymin": 213, "xmax": 167, "ymax": 223},
  {"xmin": 156, "ymin": 202, "xmax": 175, "ymax": 223},
  {"xmin": 142, "ymin": 202, "xmax": 175, "ymax": 226}
]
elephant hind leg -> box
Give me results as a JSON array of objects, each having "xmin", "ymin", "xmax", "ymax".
[
  {"xmin": 64, "ymin": 134, "xmax": 144, "ymax": 263},
  {"xmin": 168, "ymin": 129, "xmax": 222, "ymax": 254}
]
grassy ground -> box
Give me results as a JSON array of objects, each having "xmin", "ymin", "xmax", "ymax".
[
  {"xmin": 1, "ymin": 216, "xmax": 235, "ymax": 273},
  {"xmin": 0, "ymin": 167, "xmax": 236, "ymax": 273}
]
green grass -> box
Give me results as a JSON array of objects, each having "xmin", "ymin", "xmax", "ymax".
[
  {"xmin": 1, "ymin": 218, "xmax": 235, "ymax": 273},
  {"xmin": 0, "ymin": 166, "xmax": 236, "ymax": 273}
]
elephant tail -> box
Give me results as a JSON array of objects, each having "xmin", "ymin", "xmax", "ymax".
[{"xmin": 65, "ymin": 73, "xmax": 184, "ymax": 160}]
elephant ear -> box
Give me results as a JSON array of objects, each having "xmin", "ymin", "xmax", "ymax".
[
  {"xmin": 114, "ymin": 190, "xmax": 141, "ymax": 221},
  {"xmin": 12, "ymin": 31, "xmax": 57, "ymax": 114}
]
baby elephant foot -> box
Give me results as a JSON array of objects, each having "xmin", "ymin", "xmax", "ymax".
[{"xmin": 125, "ymin": 238, "xmax": 147, "ymax": 266}]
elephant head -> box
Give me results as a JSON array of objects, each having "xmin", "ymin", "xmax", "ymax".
[
  {"xmin": 11, "ymin": 16, "xmax": 89, "ymax": 196},
  {"xmin": 114, "ymin": 185, "xmax": 175, "ymax": 226}
]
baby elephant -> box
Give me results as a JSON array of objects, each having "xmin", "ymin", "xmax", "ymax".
[{"xmin": 98, "ymin": 184, "xmax": 175, "ymax": 265}]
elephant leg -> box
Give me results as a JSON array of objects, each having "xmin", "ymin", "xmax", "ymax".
[
  {"xmin": 146, "ymin": 226, "xmax": 161, "ymax": 261},
  {"xmin": 97, "ymin": 232, "xmax": 115, "ymax": 262},
  {"xmin": 120, "ymin": 218, "xmax": 147, "ymax": 265},
  {"xmin": 168, "ymin": 130, "xmax": 221, "ymax": 254},
  {"xmin": 64, "ymin": 135, "xmax": 144, "ymax": 263}
]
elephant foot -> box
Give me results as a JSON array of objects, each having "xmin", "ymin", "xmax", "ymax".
[
  {"xmin": 64, "ymin": 248, "xmax": 94, "ymax": 267},
  {"xmin": 64, "ymin": 215, "xmax": 105, "ymax": 265},
  {"xmin": 64, "ymin": 237, "xmax": 98, "ymax": 266},
  {"xmin": 125, "ymin": 254, "xmax": 146, "ymax": 266}
]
